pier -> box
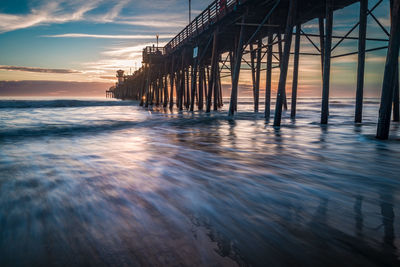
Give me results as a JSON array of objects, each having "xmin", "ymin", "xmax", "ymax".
[{"xmin": 110, "ymin": 0, "xmax": 399, "ymax": 140}]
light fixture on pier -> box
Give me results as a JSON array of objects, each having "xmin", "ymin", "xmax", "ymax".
[
  {"xmin": 189, "ymin": 0, "xmax": 191, "ymax": 23},
  {"xmin": 156, "ymin": 34, "xmax": 159, "ymax": 50}
]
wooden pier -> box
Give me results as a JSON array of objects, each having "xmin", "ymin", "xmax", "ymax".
[{"xmin": 111, "ymin": 0, "xmax": 399, "ymax": 140}]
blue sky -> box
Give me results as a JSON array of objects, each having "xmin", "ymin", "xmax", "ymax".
[
  {"xmin": 0, "ymin": 0, "xmax": 394, "ymax": 97},
  {"xmin": 0, "ymin": 0, "xmax": 208, "ymax": 83}
]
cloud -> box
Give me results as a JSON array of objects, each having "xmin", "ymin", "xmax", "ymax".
[
  {"xmin": 43, "ymin": 33, "xmax": 175, "ymax": 39},
  {"xmin": 102, "ymin": 42, "xmax": 167, "ymax": 57},
  {"xmin": 83, "ymin": 42, "xmax": 170, "ymax": 76},
  {"xmin": 83, "ymin": 59, "xmax": 136, "ymax": 71},
  {"xmin": 99, "ymin": 76, "xmax": 117, "ymax": 80},
  {"xmin": 116, "ymin": 14, "xmax": 187, "ymax": 28},
  {"xmin": 94, "ymin": 0, "xmax": 130, "ymax": 23},
  {"xmin": 0, "ymin": 0, "xmax": 129, "ymax": 33},
  {"xmin": 0, "ymin": 1, "xmax": 99, "ymax": 33},
  {"xmin": 0, "ymin": 65, "xmax": 81, "ymax": 74},
  {"xmin": 0, "ymin": 0, "xmax": 187, "ymax": 33}
]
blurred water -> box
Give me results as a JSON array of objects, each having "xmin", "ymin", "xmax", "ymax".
[{"xmin": 0, "ymin": 97, "xmax": 399, "ymax": 266}]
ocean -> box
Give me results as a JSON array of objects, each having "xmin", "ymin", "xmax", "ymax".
[{"xmin": 0, "ymin": 97, "xmax": 399, "ymax": 266}]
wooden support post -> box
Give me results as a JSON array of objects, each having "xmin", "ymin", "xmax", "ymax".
[
  {"xmin": 273, "ymin": 0, "xmax": 297, "ymax": 126},
  {"xmin": 195, "ymin": 73, "xmax": 199, "ymax": 106},
  {"xmin": 277, "ymin": 33, "xmax": 288, "ymax": 111},
  {"xmin": 377, "ymin": 0, "xmax": 400, "ymax": 139},
  {"xmin": 153, "ymin": 81, "xmax": 156, "ymax": 105},
  {"xmin": 250, "ymin": 40, "xmax": 261, "ymax": 112},
  {"xmin": 180, "ymin": 68, "xmax": 185, "ymax": 110},
  {"xmin": 177, "ymin": 56, "xmax": 184, "ymax": 110},
  {"xmin": 145, "ymin": 64, "xmax": 151, "ymax": 107},
  {"xmin": 393, "ymin": 66, "xmax": 399, "ymax": 121},
  {"xmin": 155, "ymin": 77, "xmax": 160, "ymax": 106},
  {"xmin": 180, "ymin": 55, "xmax": 185, "ymax": 110},
  {"xmin": 207, "ymin": 29, "xmax": 219, "ymax": 113},
  {"xmin": 163, "ymin": 73, "xmax": 168, "ymax": 107},
  {"xmin": 159, "ymin": 76, "xmax": 162, "ymax": 105},
  {"xmin": 190, "ymin": 58, "xmax": 198, "ymax": 111},
  {"xmin": 250, "ymin": 43, "xmax": 257, "ymax": 109},
  {"xmin": 391, "ymin": 0, "xmax": 400, "ymax": 122},
  {"xmin": 178, "ymin": 72, "xmax": 182, "ymax": 109},
  {"xmin": 228, "ymin": 51, "xmax": 233, "ymax": 80},
  {"xmin": 205, "ymin": 66, "xmax": 209, "ymax": 101},
  {"xmin": 319, "ymin": 17, "xmax": 325, "ymax": 76},
  {"xmin": 147, "ymin": 83, "xmax": 151, "ymax": 107},
  {"xmin": 148, "ymin": 82, "xmax": 152, "ymax": 106},
  {"xmin": 186, "ymin": 67, "xmax": 191, "ymax": 109},
  {"xmin": 150, "ymin": 82, "xmax": 155, "ymax": 105},
  {"xmin": 218, "ymin": 69, "xmax": 223, "ymax": 107},
  {"xmin": 277, "ymin": 33, "xmax": 283, "ymax": 61},
  {"xmin": 265, "ymin": 31, "xmax": 273, "ymax": 120},
  {"xmin": 291, "ymin": 23, "xmax": 301, "ymax": 119},
  {"xmin": 141, "ymin": 67, "xmax": 145, "ymax": 106},
  {"xmin": 355, "ymin": 0, "xmax": 368, "ymax": 123},
  {"xmin": 158, "ymin": 78, "xmax": 161, "ymax": 106},
  {"xmin": 176, "ymin": 73, "xmax": 180, "ymax": 109},
  {"xmin": 169, "ymin": 58, "xmax": 175, "ymax": 109},
  {"xmin": 169, "ymin": 72, "xmax": 174, "ymax": 108},
  {"xmin": 176, "ymin": 74, "xmax": 180, "ymax": 109},
  {"xmin": 151, "ymin": 82, "xmax": 155, "ymax": 105},
  {"xmin": 139, "ymin": 68, "xmax": 146, "ymax": 106},
  {"xmin": 198, "ymin": 63, "xmax": 204, "ymax": 110},
  {"xmin": 184, "ymin": 70, "xmax": 187, "ymax": 106},
  {"xmin": 321, "ymin": 0, "xmax": 333, "ymax": 125},
  {"xmin": 214, "ymin": 56, "xmax": 219, "ymax": 111},
  {"xmin": 229, "ymin": 15, "xmax": 246, "ymax": 116},
  {"xmin": 153, "ymin": 80, "xmax": 157, "ymax": 105},
  {"xmin": 161, "ymin": 77, "xmax": 164, "ymax": 105},
  {"xmin": 255, "ymin": 39, "xmax": 262, "ymax": 112},
  {"xmin": 182, "ymin": 73, "xmax": 186, "ymax": 108}
]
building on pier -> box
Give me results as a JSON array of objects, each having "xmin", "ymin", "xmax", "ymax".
[{"xmin": 116, "ymin": 70, "xmax": 125, "ymax": 86}]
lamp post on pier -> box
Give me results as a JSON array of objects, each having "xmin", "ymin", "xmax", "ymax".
[
  {"xmin": 156, "ymin": 34, "xmax": 159, "ymax": 50},
  {"xmin": 189, "ymin": 0, "xmax": 191, "ymax": 23}
]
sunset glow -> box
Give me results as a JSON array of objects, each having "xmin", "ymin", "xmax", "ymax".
[{"xmin": 0, "ymin": 0, "xmax": 393, "ymax": 97}]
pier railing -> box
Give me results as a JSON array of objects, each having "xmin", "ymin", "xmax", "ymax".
[{"xmin": 165, "ymin": 0, "xmax": 244, "ymax": 53}]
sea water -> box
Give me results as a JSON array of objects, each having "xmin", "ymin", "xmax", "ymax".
[{"xmin": 0, "ymin": 97, "xmax": 399, "ymax": 266}]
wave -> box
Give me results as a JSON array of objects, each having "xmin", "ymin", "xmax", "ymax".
[
  {"xmin": 0, "ymin": 121, "xmax": 142, "ymax": 139},
  {"xmin": 0, "ymin": 112, "xmax": 270, "ymax": 139},
  {"xmin": 0, "ymin": 99, "xmax": 379, "ymax": 110},
  {"xmin": 0, "ymin": 100, "xmax": 138, "ymax": 109}
]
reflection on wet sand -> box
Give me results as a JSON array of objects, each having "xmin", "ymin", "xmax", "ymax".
[
  {"xmin": 0, "ymin": 98, "xmax": 399, "ymax": 266},
  {"xmin": 160, "ymin": 115, "xmax": 398, "ymax": 266}
]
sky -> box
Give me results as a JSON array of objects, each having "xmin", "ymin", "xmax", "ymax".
[{"xmin": 0, "ymin": 0, "xmax": 394, "ymax": 97}]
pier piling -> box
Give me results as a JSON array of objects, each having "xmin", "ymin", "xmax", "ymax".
[
  {"xmin": 291, "ymin": 23, "xmax": 301, "ymax": 119},
  {"xmin": 355, "ymin": 0, "xmax": 367, "ymax": 123},
  {"xmin": 377, "ymin": 0, "xmax": 400, "ymax": 139},
  {"xmin": 265, "ymin": 31, "xmax": 273, "ymax": 120},
  {"xmin": 274, "ymin": 0, "xmax": 296, "ymax": 126},
  {"xmin": 229, "ymin": 15, "xmax": 246, "ymax": 117},
  {"xmin": 321, "ymin": 0, "xmax": 333, "ymax": 125}
]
